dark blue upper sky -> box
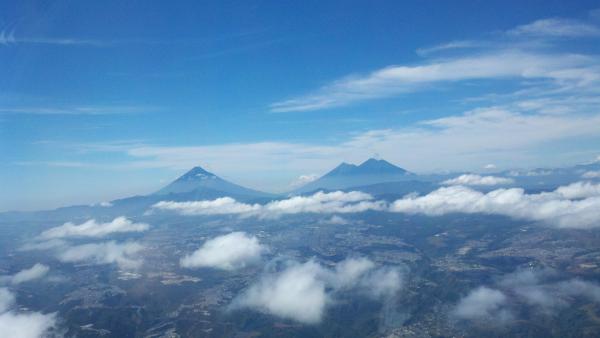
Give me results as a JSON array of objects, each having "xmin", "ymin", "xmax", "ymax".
[{"xmin": 2, "ymin": 0, "xmax": 600, "ymax": 210}]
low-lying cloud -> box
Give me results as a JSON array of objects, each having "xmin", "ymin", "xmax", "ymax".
[
  {"xmin": 0, "ymin": 288, "xmax": 57, "ymax": 338},
  {"xmin": 153, "ymin": 191, "xmax": 386, "ymax": 218},
  {"xmin": 582, "ymin": 170, "xmax": 600, "ymax": 179},
  {"xmin": 40, "ymin": 216, "xmax": 149, "ymax": 239},
  {"xmin": 0, "ymin": 264, "xmax": 49, "ymax": 285},
  {"xmin": 391, "ymin": 181, "xmax": 600, "ymax": 228},
  {"xmin": 453, "ymin": 286, "xmax": 510, "ymax": 321},
  {"xmin": 442, "ymin": 174, "xmax": 514, "ymax": 186},
  {"xmin": 57, "ymin": 241, "xmax": 144, "ymax": 269},
  {"xmin": 454, "ymin": 269, "xmax": 600, "ymax": 322},
  {"xmin": 180, "ymin": 232, "xmax": 266, "ymax": 270},
  {"xmin": 156, "ymin": 182, "xmax": 600, "ymax": 228},
  {"xmin": 232, "ymin": 257, "xmax": 403, "ymax": 323}
]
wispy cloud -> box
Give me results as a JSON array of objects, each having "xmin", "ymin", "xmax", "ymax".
[
  {"xmin": 0, "ymin": 105, "xmax": 156, "ymax": 115},
  {"xmin": 0, "ymin": 29, "xmax": 106, "ymax": 46},
  {"xmin": 270, "ymin": 51, "xmax": 597, "ymax": 112},
  {"xmin": 270, "ymin": 12, "xmax": 600, "ymax": 113},
  {"xmin": 57, "ymin": 241, "xmax": 144, "ymax": 269},
  {"xmin": 454, "ymin": 269, "xmax": 600, "ymax": 323},
  {"xmin": 25, "ymin": 103, "xmax": 600, "ymax": 180},
  {"xmin": 507, "ymin": 18, "xmax": 600, "ymax": 38}
]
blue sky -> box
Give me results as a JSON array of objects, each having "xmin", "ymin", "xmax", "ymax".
[{"xmin": 1, "ymin": 0, "xmax": 600, "ymax": 210}]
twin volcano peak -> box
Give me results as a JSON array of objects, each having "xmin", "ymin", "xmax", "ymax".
[
  {"xmin": 326, "ymin": 158, "xmax": 408, "ymax": 177},
  {"xmin": 293, "ymin": 158, "xmax": 413, "ymax": 193}
]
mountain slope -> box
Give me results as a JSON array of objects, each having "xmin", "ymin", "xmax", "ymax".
[
  {"xmin": 154, "ymin": 166, "xmax": 274, "ymax": 198},
  {"xmin": 294, "ymin": 158, "xmax": 415, "ymax": 193}
]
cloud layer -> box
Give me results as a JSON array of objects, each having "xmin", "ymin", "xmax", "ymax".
[
  {"xmin": 180, "ymin": 232, "xmax": 266, "ymax": 270},
  {"xmin": 155, "ymin": 181, "xmax": 600, "ymax": 228},
  {"xmin": 390, "ymin": 181, "xmax": 600, "ymax": 228},
  {"xmin": 154, "ymin": 191, "xmax": 386, "ymax": 218},
  {"xmin": 40, "ymin": 217, "xmax": 149, "ymax": 239},
  {"xmin": 233, "ymin": 257, "xmax": 403, "ymax": 323}
]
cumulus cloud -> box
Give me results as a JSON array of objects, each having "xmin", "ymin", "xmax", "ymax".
[
  {"xmin": 453, "ymin": 287, "xmax": 510, "ymax": 321},
  {"xmin": 582, "ymin": 170, "xmax": 600, "ymax": 178},
  {"xmin": 153, "ymin": 191, "xmax": 386, "ymax": 218},
  {"xmin": 235, "ymin": 260, "xmax": 327, "ymax": 324},
  {"xmin": 57, "ymin": 241, "xmax": 143, "ymax": 269},
  {"xmin": 290, "ymin": 174, "xmax": 319, "ymax": 188},
  {"xmin": 0, "ymin": 288, "xmax": 57, "ymax": 338},
  {"xmin": 457, "ymin": 269, "xmax": 600, "ymax": 319},
  {"xmin": 442, "ymin": 174, "xmax": 514, "ymax": 186},
  {"xmin": 233, "ymin": 257, "xmax": 403, "ymax": 323},
  {"xmin": 554, "ymin": 181, "xmax": 600, "ymax": 199},
  {"xmin": 483, "ymin": 164, "xmax": 497, "ymax": 169},
  {"xmin": 1, "ymin": 264, "xmax": 50, "ymax": 285},
  {"xmin": 180, "ymin": 232, "xmax": 266, "ymax": 270},
  {"xmin": 40, "ymin": 217, "xmax": 149, "ymax": 239},
  {"xmin": 390, "ymin": 181, "xmax": 600, "ymax": 228}
]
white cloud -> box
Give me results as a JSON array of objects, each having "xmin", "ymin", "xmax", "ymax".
[
  {"xmin": 270, "ymin": 51, "xmax": 595, "ymax": 112},
  {"xmin": 0, "ymin": 288, "xmax": 57, "ymax": 338},
  {"xmin": 453, "ymin": 287, "xmax": 510, "ymax": 321},
  {"xmin": 391, "ymin": 182, "xmax": 600, "ymax": 228},
  {"xmin": 557, "ymin": 279, "xmax": 600, "ymax": 302},
  {"xmin": 233, "ymin": 257, "xmax": 403, "ymax": 323},
  {"xmin": 40, "ymin": 217, "xmax": 149, "ymax": 239},
  {"xmin": 289, "ymin": 174, "xmax": 319, "ymax": 188},
  {"xmin": 0, "ymin": 289, "xmax": 14, "ymax": 313},
  {"xmin": 153, "ymin": 198, "xmax": 261, "ymax": 216},
  {"xmin": 320, "ymin": 215, "xmax": 350, "ymax": 225},
  {"xmin": 507, "ymin": 18, "xmax": 600, "ymax": 38},
  {"xmin": 235, "ymin": 260, "xmax": 327, "ymax": 324},
  {"xmin": 19, "ymin": 239, "xmax": 67, "ymax": 252},
  {"xmin": 554, "ymin": 181, "xmax": 600, "ymax": 199},
  {"xmin": 494, "ymin": 269, "xmax": 600, "ymax": 313},
  {"xmin": 2, "ymin": 264, "xmax": 50, "ymax": 285},
  {"xmin": 582, "ymin": 170, "xmax": 600, "ymax": 178},
  {"xmin": 180, "ymin": 232, "xmax": 266, "ymax": 270},
  {"xmin": 153, "ymin": 191, "xmax": 386, "ymax": 218},
  {"xmin": 59, "ymin": 107, "xmax": 600, "ymax": 186},
  {"xmin": 57, "ymin": 241, "xmax": 143, "ymax": 269},
  {"xmin": 260, "ymin": 191, "xmax": 386, "ymax": 216},
  {"xmin": 483, "ymin": 164, "xmax": 497, "ymax": 169},
  {"xmin": 358, "ymin": 267, "xmax": 403, "ymax": 298},
  {"xmin": 442, "ymin": 174, "xmax": 514, "ymax": 186}
]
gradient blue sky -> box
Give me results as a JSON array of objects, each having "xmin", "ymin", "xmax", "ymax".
[{"xmin": 2, "ymin": 0, "xmax": 600, "ymax": 210}]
